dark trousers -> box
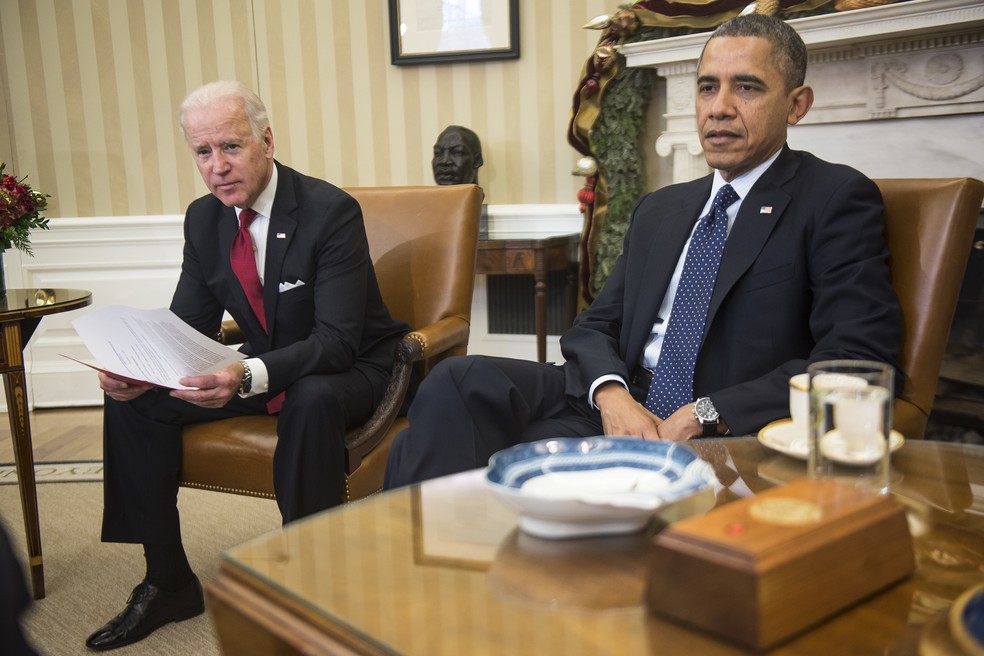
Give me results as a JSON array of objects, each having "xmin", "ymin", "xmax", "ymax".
[
  {"xmin": 384, "ymin": 355, "xmax": 605, "ymax": 488},
  {"xmin": 101, "ymin": 368, "xmax": 383, "ymax": 545}
]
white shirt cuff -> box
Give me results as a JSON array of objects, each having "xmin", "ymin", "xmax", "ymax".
[{"xmin": 588, "ymin": 374, "xmax": 629, "ymax": 409}]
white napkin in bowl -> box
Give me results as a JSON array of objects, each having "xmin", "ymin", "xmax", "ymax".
[{"xmin": 520, "ymin": 467, "xmax": 673, "ymax": 508}]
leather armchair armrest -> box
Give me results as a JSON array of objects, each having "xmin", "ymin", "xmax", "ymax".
[
  {"xmin": 218, "ymin": 319, "xmax": 245, "ymax": 345},
  {"xmin": 402, "ymin": 315, "xmax": 471, "ymax": 360},
  {"xmin": 345, "ymin": 316, "xmax": 470, "ymax": 468},
  {"xmin": 211, "ymin": 316, "xmax": 471, "ymax": 471}
]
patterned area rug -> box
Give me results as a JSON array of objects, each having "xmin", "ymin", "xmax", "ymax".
[
  {"xmin": 1, "ymin": 479, "xmax": 282, "ymax": 655},
  {"xmin": 0, "ymin": 461, "xmax": 103, "ymax": 484}
]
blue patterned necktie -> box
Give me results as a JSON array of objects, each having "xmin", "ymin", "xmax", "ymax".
[{"xmin": 644, "ymin": 184, "xmax": 739, "ymax": 418}]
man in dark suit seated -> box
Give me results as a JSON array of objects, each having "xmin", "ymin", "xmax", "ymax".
[
  {"xmin": 86, "ymin": 81, "xmax": 409, "ymax": 651},
  {"xmin": 384, "ymin": 14, "xmax": 902, "ymax": 486}
]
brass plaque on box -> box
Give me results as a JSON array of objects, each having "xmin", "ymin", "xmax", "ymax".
[{"xmin": 646, "ymin": 478, "xmax": 915, "ymax": 650}]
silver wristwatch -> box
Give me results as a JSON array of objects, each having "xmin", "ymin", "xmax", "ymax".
[
  {"xmin": 693, "ymin": 397, "xmax": 720, "ymax": 437},
  {"xmin": 238, "ymin": 361, "xmax": 253, "ymax": 396}
]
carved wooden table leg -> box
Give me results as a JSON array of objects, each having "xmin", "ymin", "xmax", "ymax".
[{"xmin": 1, "ymin": 319, "xmax": 45, "ymax": 599}]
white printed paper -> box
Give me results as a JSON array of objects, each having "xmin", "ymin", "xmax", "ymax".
[{"xmin": 68, "ymin": 305, "xmax": 244, "ymax": 389}]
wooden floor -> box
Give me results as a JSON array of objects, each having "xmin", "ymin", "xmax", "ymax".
[{"xmin": 0, "ymin": 407, "xmax": 103, "ymax": 463}]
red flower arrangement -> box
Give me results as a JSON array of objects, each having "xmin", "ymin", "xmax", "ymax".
[{"xmin": 1, "ymin": 162, "xmax": 50, "ymax": 255}]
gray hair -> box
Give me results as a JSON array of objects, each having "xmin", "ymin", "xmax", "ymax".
[
  {"xmin": 179, "ymin": 81, "xmax": 269, "ymax": 142},
  {"xmin": 701, "ymin": 14, "xmax": 808, "ymax": 91}
]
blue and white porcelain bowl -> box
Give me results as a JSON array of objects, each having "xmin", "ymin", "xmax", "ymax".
[
  {"xmin": 951, "ymin": 582, "xmax": 984, "ymax": 655},
  {"xmin": 485, "ymin": 437, "xmax": 718, "ymax": 539}
]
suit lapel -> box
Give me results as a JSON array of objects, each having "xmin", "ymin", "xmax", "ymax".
[
  {"xmin": 625, "ymin": 177, "xmax": 712, "ymax": 362},
  {"xmin": 705, "ymin": 148, "xmax": 799, "ymax": 333},
  {"xmin": 263, "ymin": 164, "xmax": 299, "ymax": 336}
]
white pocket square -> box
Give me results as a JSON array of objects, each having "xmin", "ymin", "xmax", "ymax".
[{"xmin": 278, "ymin": 280, "xmax": 306, "ymax": 293}]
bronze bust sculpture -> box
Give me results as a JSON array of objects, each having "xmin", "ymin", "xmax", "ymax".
[{"xmin": 432, "ymin": 125, "xmax": 483, "ymax": 185}]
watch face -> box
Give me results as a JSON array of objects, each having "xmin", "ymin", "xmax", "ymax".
[{"xmin": 695, "ymin": 397, "xmax": 719, "ymax": 422}]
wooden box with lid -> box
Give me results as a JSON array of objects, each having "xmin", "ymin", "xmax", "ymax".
[{"xmin": 646, "ymin": 478, "xmax": 915, "ymax": 650}]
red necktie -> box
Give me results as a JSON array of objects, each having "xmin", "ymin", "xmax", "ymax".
[
  {"xmin": 230, "ymin": 209, "xmax": 284, "ymax": 414},
  {"xmin": 230, "ymin": 208, "xmax": 267, "ymax": 332}
]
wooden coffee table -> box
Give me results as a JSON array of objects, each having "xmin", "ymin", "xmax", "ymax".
[{"xmin": 207, "ymin": 438, "xmax": 984, "ymax": 655}]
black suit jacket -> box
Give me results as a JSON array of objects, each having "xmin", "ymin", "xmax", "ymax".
[
  {"xmin": 169, "ymin": 162, "xmax": 408, "ymax": 397},
  {"xmin": 562, "ymin": 147, "xmax": 902, "ymax": 435}
]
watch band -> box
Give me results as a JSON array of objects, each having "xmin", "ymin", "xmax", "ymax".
[
  {"xmin": 700, "ymin": 419, "xmax": 719, "ymax": 437},
  {"xmin": 238, "ymin": 360, "xmax": 253, "ymax": 396}
]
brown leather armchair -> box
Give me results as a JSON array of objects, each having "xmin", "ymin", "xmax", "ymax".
[
  {"xmin": 179, "ymin": 184, "xmax": 483, "ymax": 503},
  {"xmin": 875, "ymin": 177, "xmax": 984, "ymax": 439}
]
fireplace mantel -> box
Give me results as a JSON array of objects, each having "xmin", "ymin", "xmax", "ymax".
[{"xmin": 620, "ymin": 0, "xmax": 984, "ymax": 184}]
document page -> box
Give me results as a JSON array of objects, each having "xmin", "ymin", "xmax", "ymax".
[{"xmin": 69, "ymin": 305, "xmax": 244, "ymax": 389}]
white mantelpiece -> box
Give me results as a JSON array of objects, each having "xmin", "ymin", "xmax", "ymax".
[{"xmin": 620, "ymin": 0, "xmax": 984, "ymax": 184}]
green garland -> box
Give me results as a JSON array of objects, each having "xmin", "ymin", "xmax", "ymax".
[{"xmin": 588, "ymin": 27, "xmax": 701, "ymax": 296}]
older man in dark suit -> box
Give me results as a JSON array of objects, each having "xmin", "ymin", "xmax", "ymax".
[
  {"xmin": 384, "ymin": 14, "xmax": 901, "ymax": 486},
  {"xmin": 86, "ymin": 81, "xmax": 408, "ymax": 651}
]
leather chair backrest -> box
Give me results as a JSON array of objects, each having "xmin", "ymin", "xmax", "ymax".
[
  {"xmin": 874, "ymin": 177, "xmax": 984, "ymax": 439},
  {"xmin": 346, "ymin": 185, "xmax": 482, "ymax": 367}
]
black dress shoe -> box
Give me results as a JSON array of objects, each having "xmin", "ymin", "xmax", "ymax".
[{"xmin": 85, "ymin": 577, "xmax": 205, "ymax": 651}]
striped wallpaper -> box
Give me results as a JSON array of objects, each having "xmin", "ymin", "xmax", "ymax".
[{"xmin": 0, "ymin": 0, "xmax": 614, "ymax": 217}]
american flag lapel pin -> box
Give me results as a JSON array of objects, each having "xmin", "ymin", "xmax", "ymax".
[
  {"xmin": 760, "ymin": 206, "xmax": 773, "ymax": 214},
  {"xmin": 276, "ymin": 232, "xmax": 287, "ymax": 239}
]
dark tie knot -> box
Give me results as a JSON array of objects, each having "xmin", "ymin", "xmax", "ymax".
[
  {"xmin": 239, "ymin": 208, "xmax": 258, "ymax": 229},
  {"xmin": 713, "ymin": 184, "xmax": 739, "ymax": 212}
]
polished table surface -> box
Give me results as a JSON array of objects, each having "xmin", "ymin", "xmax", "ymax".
[
  {"xmin": 209, "ymin": 438, "xmax": 984, "ymax": 655},
  {"xmin": 1, "ymin": 288, "xmax": 92, "ymax": 599}
]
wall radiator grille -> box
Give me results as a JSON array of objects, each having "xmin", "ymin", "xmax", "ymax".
[{"xmin": 486, "ymin": 272, "xmax": 570, "ymax": 335}]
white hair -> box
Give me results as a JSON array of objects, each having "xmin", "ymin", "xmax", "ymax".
[{"xmin": 179, "ymin": 81, "xmax": 269, "ymax": 142}]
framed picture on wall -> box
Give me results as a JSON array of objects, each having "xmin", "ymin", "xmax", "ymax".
[{"xmin": 389, "ymin": 0, "xmax": 520, "ymax": 65}]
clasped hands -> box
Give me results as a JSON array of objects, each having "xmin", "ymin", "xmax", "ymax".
[
  {"xmin": 97, "ymin": 362, "xmax": 246, "ymax": 408},
  {"xmin": 594, "ymin": 381, "xmax": 709, "ymax": 442}
]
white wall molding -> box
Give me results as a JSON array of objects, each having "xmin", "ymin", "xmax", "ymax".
[
  {"xmin": 4, "ymin": 205, "xmax": 582, "ymax": 409},
  {"xmin": 3, "ymin": 215, "xmax": 185, "ymax": 409},
  {"xmin": 485, "ymin": 203, "xmax": 582, "ymax": 237}
]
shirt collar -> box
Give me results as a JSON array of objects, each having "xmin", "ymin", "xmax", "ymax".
[
  {"xmin": 236, "ymin": 162, "xmax": 278, "ymax": 220},
  {"xmin": 710, "ymin": 148, "xmax": 783, "ymax": 201}
]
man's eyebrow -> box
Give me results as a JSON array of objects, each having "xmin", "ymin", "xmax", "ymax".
[
  {"xmin": 733, "ymin": 74, "xmax": 766, "ymax": 85},
  {"xmin": 696, "ymin": 75, "xmax": 718, "ymax": 85}
]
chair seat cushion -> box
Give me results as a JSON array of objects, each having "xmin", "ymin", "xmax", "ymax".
[
  {"xmin": 182, "ymin": 416, "xmax": 278, "ymax": 498},
  {"xmin": 180, "ymin": 416, "xmax": 409, "ymax": 502}
]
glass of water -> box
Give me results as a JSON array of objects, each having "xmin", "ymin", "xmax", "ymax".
[{"xmin": 807, "ymin": 360, "xmax": 894, "ymax": 493}]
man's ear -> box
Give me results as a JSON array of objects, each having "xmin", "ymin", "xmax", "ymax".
[
  {"xmin": 474, "ymin": 153, "xmax": 484, "ymax": 168},
  {"xmin": 787, "ymin": 85, "xmax": 814, "ymax": 126}
]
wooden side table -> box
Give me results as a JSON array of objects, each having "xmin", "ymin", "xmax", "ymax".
[
  {"xmin": 0, "ymin": 288, "xmax": 92, "ymax": 599},
  {"xmin": 475, "ymin": 233, "xmax": 580, "ymax": 362}
]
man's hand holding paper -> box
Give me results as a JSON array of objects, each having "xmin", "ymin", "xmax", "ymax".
[{"xmin": 69, "ymin": 305, "xmax": 245, "ymax": 391}]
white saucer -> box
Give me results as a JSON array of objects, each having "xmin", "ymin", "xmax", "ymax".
[{"xmin": 758, "ymin": 419, "xmax": 904, "ymax": 462}]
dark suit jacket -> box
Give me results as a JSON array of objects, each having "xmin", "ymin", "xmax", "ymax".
[
  {"xmin": 562, "ymin": 147, "xmax": 902, "ymax": 435},
  {"xmin": 169, "ymin": 162, "xmax": 408, "ymax": 397}
]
